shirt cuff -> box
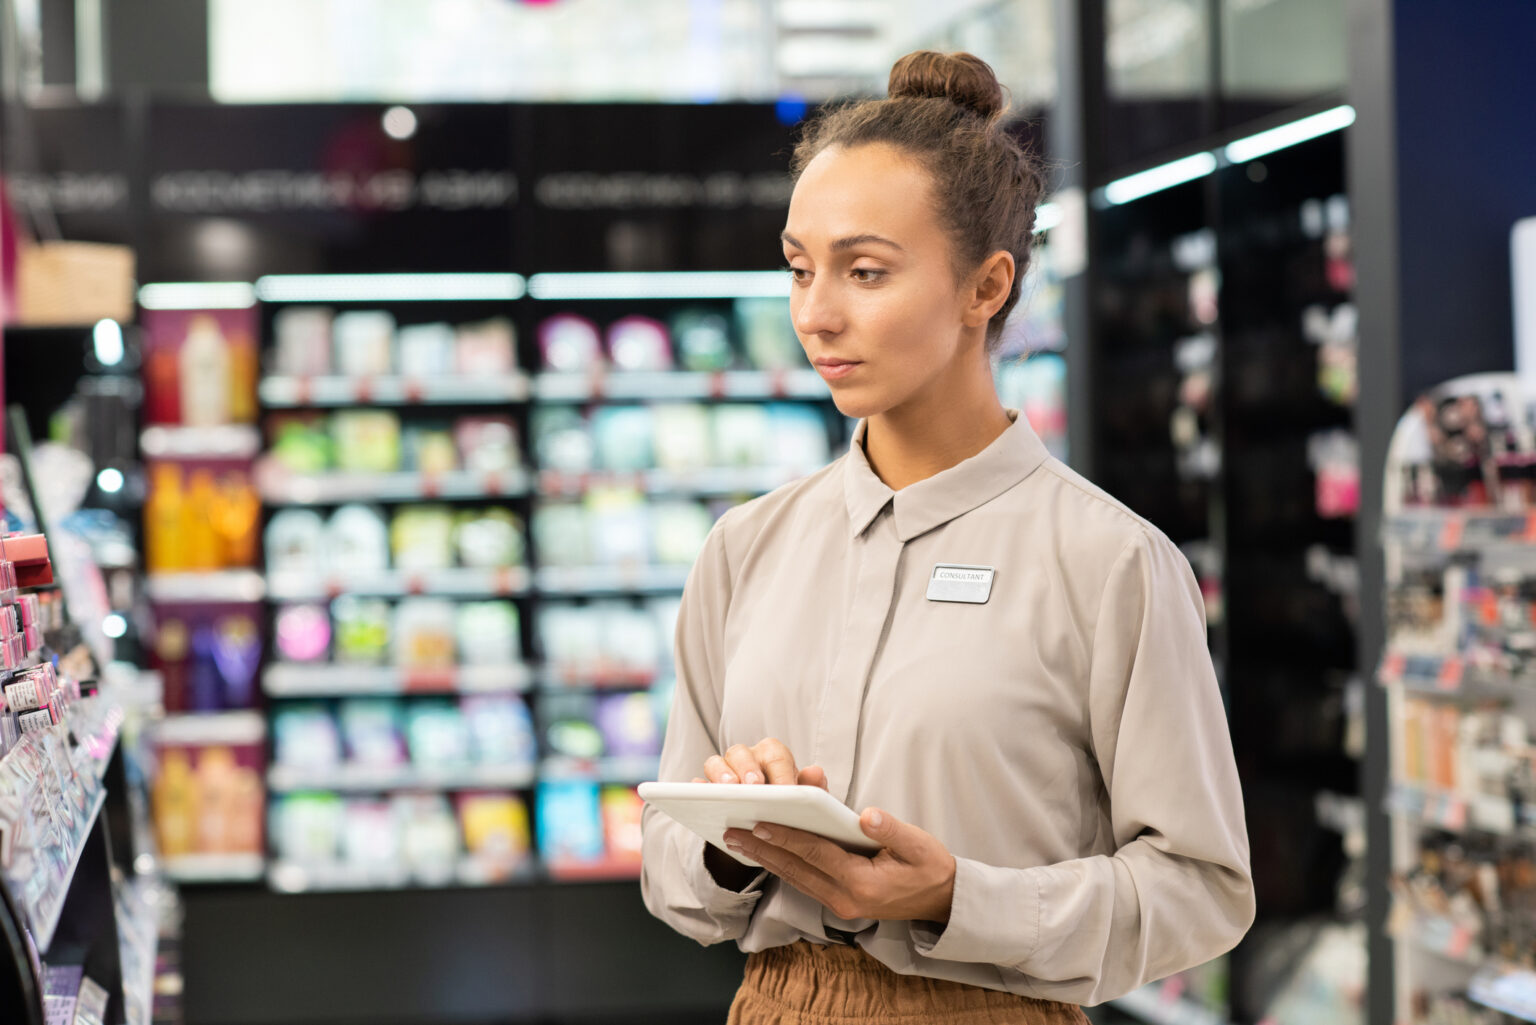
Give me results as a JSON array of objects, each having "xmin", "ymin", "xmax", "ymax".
[
  {"xmin": 683, "ymin": 830, "xmax": 770, "ymax": 909},
  {"xmin": 909, "ymin": 857, "xmax": 1041, "ymax": 966}
]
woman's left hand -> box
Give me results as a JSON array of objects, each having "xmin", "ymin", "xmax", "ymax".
[{"xmin": 723, "ymin": 796, "xmax": 957, "ymax": 925}]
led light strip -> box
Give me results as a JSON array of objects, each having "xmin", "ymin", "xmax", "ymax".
[
  {"xmin": 1100, "ymin": 105, "xmax": 1356, "ymax": 207},
  {"xmin": 137, "ymin": 282, "xmax": 257, "ymax": 310},
  {"xmin": 527, "ymin": 271, "xmax": 790, "ymax": 301},
  {"xmin": 255, "ymin": 273, "xmax": 526, "ymax": 303}
]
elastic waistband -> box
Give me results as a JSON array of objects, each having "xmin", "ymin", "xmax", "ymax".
[{"xmin": 740, "ymin": 940, "xmax": 1085, "ymax": 1022}]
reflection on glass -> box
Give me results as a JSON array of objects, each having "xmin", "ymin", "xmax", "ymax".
[
  {"xmin": 1221, "ymin": 0, "xmax": 1345, "ymax": 98},
  {"xmin": 1107, "ymin": 0, "xmax": 1211, "ymax": 99}
]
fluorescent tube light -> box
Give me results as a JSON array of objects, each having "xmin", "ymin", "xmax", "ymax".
[
  {"xmin": 527, "ymin": 271, "xmax": 790, "ymax": 301},
  {"xmin": 1224, "ymin": 105, "xmax": 1356, "ymax": 164},
  {"xmin": 138, "ymin": 282, "xmax": 257, "ymax": 310},
  {"xmin": 1102, "ymin": 153, "xmax": 1218, "ymax": 206},
  {"xmin": 255, "ymin": 273, "xmax": 526, "ymax": 303}
]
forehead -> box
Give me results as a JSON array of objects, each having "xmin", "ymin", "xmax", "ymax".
[{"xmin": 785, "ymin": 143, "xmax": 939, "ymax": 245}]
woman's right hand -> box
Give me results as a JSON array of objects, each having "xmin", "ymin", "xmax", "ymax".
[
  {"xmin": 692, "ymin": 737, "xmax": 828, "ymax": 789},
  {"xmin": 695, "ymin": 738, "xmax": 828, "ymax": 890}
]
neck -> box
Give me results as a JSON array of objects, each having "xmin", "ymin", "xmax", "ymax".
[{"xmin": 863, "ymin": 353, "xmax": 1012, "ymax": 491}]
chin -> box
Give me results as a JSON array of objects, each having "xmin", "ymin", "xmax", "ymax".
[{"xmin": 826, "ymin": 387, "xmax": 891, "ymax": 422}]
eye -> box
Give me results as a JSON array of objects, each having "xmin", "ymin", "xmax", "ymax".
[
  {"xmin": 785, "ymin": 264, "xmax": 812, "ymax": 285},
  {"xmin": 850, "ymin": 267, "xmax": 886, "ymax": 284}
]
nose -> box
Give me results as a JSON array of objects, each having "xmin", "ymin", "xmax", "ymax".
[{"xmin": 792, "ymin": 276, "xmax": 843, "ymax": 339}]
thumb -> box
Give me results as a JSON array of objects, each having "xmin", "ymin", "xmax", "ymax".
[{"xmin": 859, "ymin": 807, "xmax": 916, "ymax": 854}]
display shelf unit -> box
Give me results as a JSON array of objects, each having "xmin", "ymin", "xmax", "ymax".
[
  {"xmin": 1378, "ymin": 373, "xmax": 1536, "ymax": 1022},
  {"xmin": 266, "ymin": 856, "xmax": 539, "ymax": 894},
  {"xmin": 139, "ymin": 424, "xmax": 263, "ymax": 460},
  {"xmin": 159, "ymin": 854, "xmax": 266, "ymax": 885},
  {"xmin": 143, "ymin": 570, "xmax": 266, "ymax": 604},
  {"xmin": 237, "ymin": 270, "xmax": 848, "ymax": 898}
]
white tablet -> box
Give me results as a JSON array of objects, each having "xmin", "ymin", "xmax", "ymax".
[{"xmin": 639, "ymin": 782, "xmax": 882, "ymax": 867}]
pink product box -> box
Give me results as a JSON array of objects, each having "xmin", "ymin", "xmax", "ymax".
[
  {"xmin": 17, "ymin": 595, "xmax": 37, "ymax": 629},
  {"xmin": 25, "ymin": 626, "xmax": 40, "ymax": 654}
]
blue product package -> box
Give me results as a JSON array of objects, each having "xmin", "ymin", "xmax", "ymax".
[{"xmin": 536, "ymin": 780, "xmax": 605, "ymax": 862}]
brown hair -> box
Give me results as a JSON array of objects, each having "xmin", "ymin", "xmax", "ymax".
[{"xmin": 791, "ymin": 51, "xmax": 1047, "ymax": 347}]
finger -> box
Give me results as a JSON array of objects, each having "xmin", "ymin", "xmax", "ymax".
[
  {"xmin": 798, "ymin": 765, "xmax": 829, "ymax": 791},
  {"xmin": 752, "ymin": 738, "xmax": 800, "ymax": 786},
  {"xmin": 724, "ymin": 744, "xmax": 765, "ymax": 784},
  {"xmin": 692, "ymin": 777, "xmax": 706, "ymax": 784},
  {"xmin": 704, "ymin": 755, "xmax": 739, "ymax": 784},
  {"xmin": 750, "ymin": 821, "xmax": 864, "ymax": 878}
]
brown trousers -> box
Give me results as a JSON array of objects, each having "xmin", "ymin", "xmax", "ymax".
[{"xmin": 728, "ymin": 941, "xmax": 1092, "ymax": 1024}]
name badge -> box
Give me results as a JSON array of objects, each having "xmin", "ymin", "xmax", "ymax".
[{"xmin": 926, "ymin": 564, "xmax": 995, "ymax": 604}]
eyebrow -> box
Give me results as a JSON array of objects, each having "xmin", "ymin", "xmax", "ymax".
[{"xmin": 780, "ymin": 231, "xmax": 905, "ymax": 253}]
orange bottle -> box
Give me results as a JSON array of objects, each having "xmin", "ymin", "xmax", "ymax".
[
  {"xmin": 145, "ymin": 463, "xmax": 187, "ymax": 573},
  {"xmin": 184, "ymin": 469, "xmax": 221, "ymax": 570}
]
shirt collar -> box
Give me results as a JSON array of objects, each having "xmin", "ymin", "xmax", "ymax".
[{"xmin": 842, "ymin": 409, "xmax": 1051, "ymax": 542}]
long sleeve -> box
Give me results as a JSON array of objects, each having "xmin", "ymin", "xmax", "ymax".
[
  {"xmin": 641, "ymin": 511, "xmax": 769, "ymax": 944},
  {"xmin": 910, "ymin": 528, "xmax": 1255, "ymax": 1005}
]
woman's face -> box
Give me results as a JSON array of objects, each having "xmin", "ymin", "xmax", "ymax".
[{"xmin": 782, "ymin": 142, "xmax": 977, "ymax": 421}]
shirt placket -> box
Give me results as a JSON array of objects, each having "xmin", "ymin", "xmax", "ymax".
[{"xmin": 813, "ymin": 508, "xmax": 904, "ymax": 804}]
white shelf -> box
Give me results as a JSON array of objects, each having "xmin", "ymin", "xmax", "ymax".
[
  {"xmin": 533, "ymin": 369, "xmax": 826, "ymax": 403},
  {"xmin": 145, "ymin": 570, "xmax": 266, "ymax": 604},
  {"xmin": 258, "ymin": 466, "xmax": 532, "ymax": 504},
  {"xmin": 267, "ymin": 566, "xmax": 532, "ymax": 601},
  {"xmin": 1109, "ymin": 984, "xmax": 1230, "ymax": 1025},
  {"xmin": 267, "ymin": 762, "xmax": 537, "ymax": 793},
  {"xmin": 161, "ymin": 852, "xmax": 266, "ymax": 884},
  {"xmin": 538, "ymin": 755, "xmax": 659, "ymax": 785},
  {"xmin": 267, "ymin": 857, "xmax": 536, "ymax": 893},
  {"xmin": 264, "ymin": 662, "xmax": 533, "ymax": 697},
  {"xmin": 154, "ymin": 711, "xmax": 266, "ymax": 747},
  {"xmin": 535, "ymin": 466, "xmax": 810, "ymax": 498},
  {"xmin": 535, "ymin": 564, "xmax": 691, "ymax": 595},
  {"xmin": 1386, "ymin": 782, "xmax": 1522, "ymax": 835},
  {"xmin": 254, "ymin": 272, "xmax": 526, "ymax": 303},
  {"xmin": 1468, "ymin": 965, "xmax": 1536, "ymax": 1021},
  {"xmin": 140, "ymin": 424, "xmax": 262, "ymax": 459},
  {"xmin": 33, "ymin": 789, "xmax": 107, "ymax": 954},
  {"xmin": 259, "ymin": 373, "xmax": 532, "ymax": 408},
  {"xmin": 1384, "ymin": 508, "xmax": 1536, "ymax": 555}
]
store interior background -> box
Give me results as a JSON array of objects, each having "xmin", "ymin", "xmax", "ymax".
[{"xmin": 0, "ymin": 1, "xmax": 1534, "ymax": 1024}]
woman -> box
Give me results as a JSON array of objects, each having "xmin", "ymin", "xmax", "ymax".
[{"xmin": 640, "ymin": 50, "xmax": 1254, "ymax": 1024}]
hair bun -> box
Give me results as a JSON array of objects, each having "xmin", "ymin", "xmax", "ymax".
[{"xmin": 888, "ymin": 51, "xmax": 1005, "ymax": 122}]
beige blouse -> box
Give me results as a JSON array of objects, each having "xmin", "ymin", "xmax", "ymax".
[{"xmin": 640, "ymin": 411, "xmax": 1255, "ymax": 1005}]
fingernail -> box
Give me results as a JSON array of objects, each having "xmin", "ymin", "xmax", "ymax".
[
  {"xmin": 744, "ymin": 771, "xmax": 760, "ymax": 784},
  {"xmin": 869, "ymin": 810, "xmax": 884, "ymax": 828},
  {"xmin": 721, "ymin": 772, "xmax": 736, "ymax": 783},
  {"xmin": 753, "ymin": 825, "xmax": 771, "ymax": 841},
  {"xmin": 725, "ymin": 839, "xmax": 743, "ymax": 850}
]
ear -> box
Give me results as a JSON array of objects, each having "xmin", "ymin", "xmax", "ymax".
[{"xmin": 961, "ymin": 250, "xmax": 1015, "ymax": 329}]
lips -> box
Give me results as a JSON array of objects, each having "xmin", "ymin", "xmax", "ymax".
[{"xmin": 814, "ymin": 358, "xmax": 863, "ymax": 381}]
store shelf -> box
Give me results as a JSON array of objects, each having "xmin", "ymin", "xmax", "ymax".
[
  {"xmin": 268, "ymin": 566, "xmax": 532, "ymax": 601},
  {"xmin": 1386, "ymin": 782, "xmax": 1523, "ymax": 835},
  {"xmin": 538, "ymin": 755, "xmax": 658, "ymax": 785},
  {"xmin": 254, "ymin": 272, "xmax": 526, "ymax": 303},
  {"xmin": 140, "ymin": 424, "xmax": 262, "ymax": 459},
  {"xmin": 525, "ymin": 270, "xmax": 788, "ymax": 301},
  {"xmin": 258, "ymin": 466, "xmax": 532, "ymax": 504},
  {"xmin": 259, "ymin": 373, "xmax": 532, "ymax": 408},
  {"xmin": 32, "ymin": 789, "xmax": 107, "ymax": 953},
  {"xmin": 153, "ymin": 710, "xmax": 266, "ymax": 746},
  {"xmin": 160, "ymin": 853, "xmax": 266, "ymax": 884},
  {"xmin": 536, "ymin": 668, "xmax": 660, "ymax": 692},
  {"xmin": 267, "ymin": 762, "xmax": 537, "ymax": 793},
  {"xmin": 267, "ymin": 857, "xmax": 537, "ymax": 893},
  {"xmin": 1468, "ymin": 965, "xmax": 1536, "ymax": 1021},
  {"xmin": 145, "ymin": 569, "xmax": 266, "ymax": 604},
  {"xmin": 1107, "ymin": 984, "xmax": 1231, "ymax": 1025},
  {"xmin": 535, "ymin": 466, "xmax": 811, "ymax": 498},
  {"xmin": 264, "ymin": 662, "xmax": 534, "ymax": 697},
  {"xmin": 1377, "ymin": 651, "xmax": 1525, "ymax": 699},
  {"xmin": 535, "ymin": 565, "xmax": 691, "ymax": 596},
  {"xmin": 1384, "ymin": 508, "xmax": 1536, "ymax": 555},
  {"xmin": 533, "ymin": 369, "xmax": 826, "ymax": 403}
]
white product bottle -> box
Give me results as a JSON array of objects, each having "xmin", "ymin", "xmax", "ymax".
[{"xmin": 179, "ymin": 316, "xmax": 232, "ymax": 426}]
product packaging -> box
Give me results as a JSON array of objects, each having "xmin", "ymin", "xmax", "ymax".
[
  {"xmin": 538, "ymin": 314, "xmax": 603, "ymax": 372},
  {"xmin": 333, "ymin": 311, "xmax": 396, "ymax": 377}
]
